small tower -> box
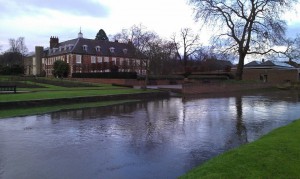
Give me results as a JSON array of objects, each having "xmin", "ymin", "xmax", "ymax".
[{"xmin": 78, "ymin": 27, "xmax": 83, "ymax": 38}]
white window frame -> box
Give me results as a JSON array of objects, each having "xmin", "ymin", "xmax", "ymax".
[
  {"xmin": 91, "ymin": 56, "xmax": 96, "ymax": 64},
  {"xmin": 110, "ymin": 47, "xmax": 115, "ymax": 53},
  {"xmin": 97, "ymin": 57, "xmax": 102, "ymax": 63},
  {"xmin": 76, "ymin": 55, "xmax": 82, "ymax": 64}
]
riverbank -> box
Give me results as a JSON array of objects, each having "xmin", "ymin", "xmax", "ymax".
[
  {"xmin": 181, "ymin": 119, "xmax": 300, "ymax": 178},
  {"xmin": 0, "ymin": 76, "xmax": 169, "ymax": 118}
]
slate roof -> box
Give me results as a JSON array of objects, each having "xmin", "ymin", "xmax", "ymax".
[
  {"xmin": 245, "ymin": 60, "xmax": 295, "ymax": 69},
  {"xmin": 47, "ymin": 37, "xmax": 139, "ymax": 59}
]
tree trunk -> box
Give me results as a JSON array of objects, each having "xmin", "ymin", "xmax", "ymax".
[{"xmin": 235, "ymin": 53, "xmax": 246, "ymax": 80}]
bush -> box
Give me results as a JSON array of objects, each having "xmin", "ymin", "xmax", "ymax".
[
  {"xmin": 52, "ymin": 60, "xmax": 70, "ymax": 78},
  {"xmin": 0, "ymin": 65, "xmax": 24, "ymax": 75}
]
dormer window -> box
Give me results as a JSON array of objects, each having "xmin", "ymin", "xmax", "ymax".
[
  {"xmin": 95, "ymin": 46, "xmax": 101, "ymax": 52},
  {"xmin": 83, "ymin": 45, "xmax": 88, "ymax": 51},
  {"xmin": 68, "ymin": 44, "xmax": 73, "ymax": 50},
  {"xmin": 53, "ymin": 48, "xmax": 58, "ymax": 53},
  {"xmin": 110, "ymin": 47, "xmax": 115, "ymax": 53},
  {"xmin": 123, "ymin": 48, "xmax": 128, "ymax": 54},
  {"xmin": 59, "ymin": 46, "xmax": 62, "ymax": 52}
]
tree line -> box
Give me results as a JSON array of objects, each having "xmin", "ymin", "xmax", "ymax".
[
  {"xmin": 1, "ymin": 0, "xmax": 300, "ymax": 79},
  {"xmin": 0, "ymin": 37, "xmax": 28, "ymax": 75}
]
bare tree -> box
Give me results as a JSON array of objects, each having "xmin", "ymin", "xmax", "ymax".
[
  {"xmin": 171, "ymin": 28, "xmax": 201, "ymax": 72},
  {"xmin": 8, "ymin": 37, "xmax": 28, "ymax": 56},
  {"xmin": 189, "ymin": 0, "xmax": 297, "ymax": 80},
  {"xmin": 281, "ymin": 35, "xmax": 300, "ymax": 62},
  {"xmin": 113, "ymin": 24, "xmax": 160, "ymax": 87}
]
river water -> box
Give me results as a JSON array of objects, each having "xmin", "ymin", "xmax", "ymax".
[{"xmin": 1, "ymin": 91, "xmax": 300, "ymax": 179}]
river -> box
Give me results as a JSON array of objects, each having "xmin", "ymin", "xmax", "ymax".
[{"xmin": 1, "ymin": 91, "xmax": 300, "ymax": 179}]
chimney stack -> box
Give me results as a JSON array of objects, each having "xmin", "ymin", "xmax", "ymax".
[{"xmin": 50, "ymin": 36, "xmax": 59, "ymax": 49}]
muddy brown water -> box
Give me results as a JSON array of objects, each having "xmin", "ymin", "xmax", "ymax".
[{"xmin": 1, "ymin": 91, "xmax": 300, "ymax": 179}]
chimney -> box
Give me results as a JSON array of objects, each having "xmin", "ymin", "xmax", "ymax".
[
  {"xmin": 50, "ymin": 36, "xmax": 59, "ymax": 48},
  {"xmin": 262, "ymin": 58, "xmax": 265, "ymax": 63}
]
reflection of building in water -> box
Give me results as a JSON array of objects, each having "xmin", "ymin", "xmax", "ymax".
[{"xmin": 50, "ymin": 102, "xmax": 146, "ymax": 120}]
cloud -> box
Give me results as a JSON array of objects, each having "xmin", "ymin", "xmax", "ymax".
[{"xmin": 0, "ymin": 0, "xmax": 109, "ymax": 18}]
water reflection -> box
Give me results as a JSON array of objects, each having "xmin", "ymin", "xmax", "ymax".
[{"xmin": 1, "ymin": 91, "xmax": 300, "ymax": 179}]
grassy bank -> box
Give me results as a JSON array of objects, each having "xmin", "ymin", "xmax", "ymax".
[
  {"xmin": 181, "ymin": 119, "xmax": 300, "ymax": 178},
  {"xmin": 0, "ymin": 100, "xmax": 138, "ymax": 119},
  {"xmin": 0, "ymin": 77, "xmax": 159, "ymax": 118}
]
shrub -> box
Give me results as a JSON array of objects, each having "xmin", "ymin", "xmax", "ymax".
[{"xmin": 52, "ymin": 60, "xmax": 70, "ymax": 78}]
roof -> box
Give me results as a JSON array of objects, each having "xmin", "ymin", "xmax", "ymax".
[
  {"xmin": 47, "ymin": 37, "xmax": 139, "ymax": 59},
  {"xmin": 245, "ymin": 60, "xmax": 295, "ymax": 69}
]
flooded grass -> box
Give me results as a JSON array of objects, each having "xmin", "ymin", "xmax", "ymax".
[
  {"xmin": 181, "ymin": 119, "xmax": 300, "ymax": 179},
  {"xmin": 0, "ymin": 100, "xmax": 139, "ymax": 118}
]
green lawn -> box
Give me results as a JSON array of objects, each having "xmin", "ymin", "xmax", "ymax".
[
  {"xmin": 181, "ymin": 119, "xmax": 300, "ymax": 179},
  {"xmin": 0, "ymin": 88, "xmax": 150, "ymax": 102},
  {"xmin": 0, "ymin": 76, "xmax": 155, "ymax": 118},
  {"xmin": 0, "ymin": 76, "xmax": 154, "ymax": 102}
]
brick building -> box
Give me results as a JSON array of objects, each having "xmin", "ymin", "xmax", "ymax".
[
  {"xmin": 242, "ymin": 60, "xmax": 300, "ymax": 83},
  {"xmin": 25, "ymin": 30, "xmax": 147, "ymax": 77}
]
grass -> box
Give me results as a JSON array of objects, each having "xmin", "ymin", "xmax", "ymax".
[
  {"xmin": 180, "ymin": 119, "xmax": 300, "ymax": 179},
  {"xmin": 0, "ymin": 88, "xmax": 150, "ymax": 102},
  {"xmin": 0, "ymin": 100, "xmax": 138, "ymax": 119},
  {"xmin": 0, "ymin": 76, "xmax": 157, "ymax": 118},
  {"xmin": 0, "ymin": 76, "xmax": 155, "ymax": 102}
]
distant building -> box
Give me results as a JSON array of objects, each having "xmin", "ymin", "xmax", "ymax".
[
  {"xmin": 25, "ymin": 29, "xmax": 147, "ymax": 77},
  {"xmin": 242, "ymin": 60, "xmax": 300, "ymax": 83}
]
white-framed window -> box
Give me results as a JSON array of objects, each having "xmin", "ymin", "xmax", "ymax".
[
  {"xmin": 67, "ymin": 55, "xmax": 69, "ymax": 63},
  {"xmin": 76, "ymin": 55, "xmax": 82, "ymax": 64},
  {"xmin": 136, "ymin": 59, "xmax": 140, "ymax": 66},
  {"xmin": 91, "ymin": 56, "xmax": 96, "ymax": 63},
  {"xmin": 95, "ymin": 46, "xmax": 101, "ymax": 52},
  {"xmin": 110, "ymin": 47, "xmax": 115, "ymax": 53},
  {"xmin": 112, "ymin": 57, "xmax": 116, "ymax": 65},
  {"xmin": 123, "ymin": 48, "xmax": 128, "ymax": 54},
  {"xmin": 68, "ymin": 44, "xmax": 73, "ymax": 50},
  {"xmin": 97, "ymin": 57, "xmax": 102, "ymax": 63},
  {"xmin": 125, "ymin": 58, "xmax": 129, "ymax": 65},
  {"xmin": 83, "ymin": 45, "xmax": 88, "ymax": 51},
  {"xmin": 104, "ymin": 57, "xmax": 109, "ymax": 62}
]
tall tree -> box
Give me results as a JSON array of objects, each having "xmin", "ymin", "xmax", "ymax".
[
  {"xmin": 95, "ymin": 29, "xmax": 109, "ymax": 41},
  {"xmin": 171, "ymin": 28, "xmax": 201, "ymax": 72},
  {"xmin": 189, "ymin": 0, "xmax": 297, "ymax": 80},
  {"xmin": 8, "ymin": 37, "xmax": 28, "ymax": 56},
  {"xmin": 281, "ymin": 34, "xmax": 300, "ymax": 62}
]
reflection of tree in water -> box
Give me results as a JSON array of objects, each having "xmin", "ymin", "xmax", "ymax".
[
  {"xmin": 223, "ymin": 96, "xmax": 248, "ymax": 148},
  {"xmin": 128, "ymin": 99, "xmax": 184, "ymax": 154},
  {"xmin": 234, "ymin": 96, "xmax": 248, "ymax": 144}
]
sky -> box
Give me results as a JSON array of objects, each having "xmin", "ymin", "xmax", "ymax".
[{"xmin": 0, "ymin": 0, "xmax": 300, "ymax": 55}]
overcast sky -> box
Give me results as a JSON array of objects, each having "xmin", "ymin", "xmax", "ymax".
[{"xmin": 0, "ymin": 0, "xmax": 300, "ymax": 53}]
